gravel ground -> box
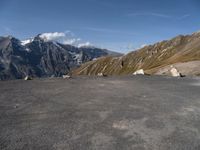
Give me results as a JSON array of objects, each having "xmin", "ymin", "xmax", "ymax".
[{"xmin": 0, "ymin": 75, "xmax": 200, "ymax": 150}]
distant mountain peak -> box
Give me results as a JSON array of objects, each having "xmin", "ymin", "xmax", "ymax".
[
  {"xmin": 5, "ymin": 35, "xmax": 14, "ymax": 39},
  {"xmin": 0, "ymin": 34, "xmax": 121, "ymax": 80},
  {"xmin": 21, "ymin": 34, "xmax": 54, "ymax": 46},
  {"xmin": 2, "ymin": 35, "xmax": 18, "ymax": 42}
]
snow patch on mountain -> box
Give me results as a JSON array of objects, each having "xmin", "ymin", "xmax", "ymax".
[
  {"xmin": 21, "ymin": 38, "xmax": 33, "ymax": 45},
  {"xmin": 25, "ymin": 48, "xmax": 31, "ymax": 52}
]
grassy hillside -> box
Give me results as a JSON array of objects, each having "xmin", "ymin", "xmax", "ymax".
[{"xmin": 72, "ymin": 31, "xmax": 200, "ymax": 76}]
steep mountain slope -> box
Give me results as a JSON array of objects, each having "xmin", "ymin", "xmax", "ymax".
[
  {"xmin": 0, "ymin": 35, "xmax": 121, "ymax": 80},
  {"xmin": 0, "ymin": 36, "xmax": 34, "ymax": 79},
  {"xmin": 72, "ymin": 31, "xmax": 200, "ymax": 76}
]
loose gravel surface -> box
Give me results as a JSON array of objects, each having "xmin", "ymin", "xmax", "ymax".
[{"xmin": 0, "ymin": 75, "xmax": 200, "ymax": 150}]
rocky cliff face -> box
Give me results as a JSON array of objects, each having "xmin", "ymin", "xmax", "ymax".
[
  {"xmin": 72, "ymin": 31, "xmax": 200, "ymax": 76},
  {"xmin": 0, "ymin": 35, "xmax": 121, "ymax": 80}
]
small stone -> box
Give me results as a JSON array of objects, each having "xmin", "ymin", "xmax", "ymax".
[
  {"xmin": 24, "ymin": 76, "xmax": 32, "ymax": 80},
  {"xmin": 97, "ymin": 73, "xmax": 107, "ymax": 77}
]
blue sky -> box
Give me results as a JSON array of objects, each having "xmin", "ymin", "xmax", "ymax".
[{"xmin": 0, "ymin": 0, "xmax": 200, "ymax": 53}]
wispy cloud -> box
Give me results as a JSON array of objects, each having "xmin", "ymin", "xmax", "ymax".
[
  {"xmin": 88, "ymin": 0, "xmax": 117, "ymax": 8},
  {"xmin": 127, "ymin": 43, "xmax": 147, "ymax": 51},
  {"xmin": 83, "ymin": 27, "xmax": 137, "ymax": 36},
  {"xmin": 3, "ymin": 26, "xmax": 12, "ymax": 33},
  {"xmin": 127, "ymin": 12, "xmax": 192, "ymax": 21},
  {"xmin": 178, "ymin": 14, "xmax": 191, "ymax": 20},
  {"xmin": 127, "ymin": 12, "xmax": 172, "ymax": 18}
]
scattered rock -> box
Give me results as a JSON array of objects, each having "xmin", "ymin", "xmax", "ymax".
[
  {"xmin": 97, "ymin": 73, "xmax": 107, "ymax": 77},
  {"xmin": 62, "ymin": 75, "xmax": 71, "ymax": 79},
  {"xmin": 133, "ymin": 69, "xmax": 144, "ymax": 75},
  {"xmin": 24, "ymin": 76, "xmax": 32, "ymax": 80}
]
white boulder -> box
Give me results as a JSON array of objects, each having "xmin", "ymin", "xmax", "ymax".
[
  {"xmin": 62, "ymin": 75, "xmax": 71, "ymax": 79},
  {"xmin": 170, "ymin": 66, "xmax": 180, "ymax": 77},
  {"xmin": 133, "ymin": 69, "xmax": 144, "ymax": 75}
]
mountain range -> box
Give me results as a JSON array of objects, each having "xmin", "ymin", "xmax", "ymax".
[
  {"xmin": 72, "ymin": 31, "xmax": 200, "ymax": 76},
  {"xmin": 1, "ymin": 30, "xmax": 200, "ymax": 80},
  {"xmin": 0, "ymin": 34, "xmax": 121, "ymax": 80}
]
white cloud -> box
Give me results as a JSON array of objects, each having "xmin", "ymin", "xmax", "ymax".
[
  {"xmin": 140, "ymin": 44, "xmax": 147, "ymax": 48},
  {"xmin": 133, "ymin": 44, "xmax": 148, "ymax": 51},
  {"xmin": 39, "ymin": 32, "xmax": 66, "ymax": 42},
  {"xmin": 78, "ymin": 42, "xmax": 92, "ymax": 48},
  {"xmin": 39, "ymin": 31, "xmax": 92, "ymax": 47},
  {"xmin": 83, "ymin": 27, "xmax": 137, "ymax": 36},
  {"xmin": 126, "ymin": 43, "xmax": 135, "ymax": 50},
  {"xmin": 4, "ymin": 27, "xmax": 12, "ymax": 32},
  {"xmin": 127, "ymin": 12, "xmax": 171, "ymax": 18},
  {"xmin": 63, "ymin": 38, "xmax": 81, "ymax": 45},
  {"xmin": 127, "ymin": 12, "xmax": 191, "ymax": 21},
  {"xmin": 178, "ymin": 14, "xmax": 190, "ymax": 20}
]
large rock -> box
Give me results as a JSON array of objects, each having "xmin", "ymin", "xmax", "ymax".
[
  {"xmin": 133, "ymin": 69, "xmax": 144, "ymax": 75},
  {"xmin": 170, "ymin": 66, "xmax": 180, "ymax": 77}
]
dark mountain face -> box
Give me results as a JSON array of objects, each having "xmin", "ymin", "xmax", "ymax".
[
  {"xmin": 0, "ymin": 35, "xmax": 121, "ymax": 80},
  {"xmin": 0, "ymin": 36, "xmax": 31, "ymax": 80},
  {"xmin": 25, "ymin": 36, "xmax": 71, "ymax": 77}
]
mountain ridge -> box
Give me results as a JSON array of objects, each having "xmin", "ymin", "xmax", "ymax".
[
  {"xmin": 72, "ymin": 31, "xmax": 200, "ymax": 76},
  {"xmin": 0, "ymin": 35, "xmax": 121, "ymax": 80}
]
